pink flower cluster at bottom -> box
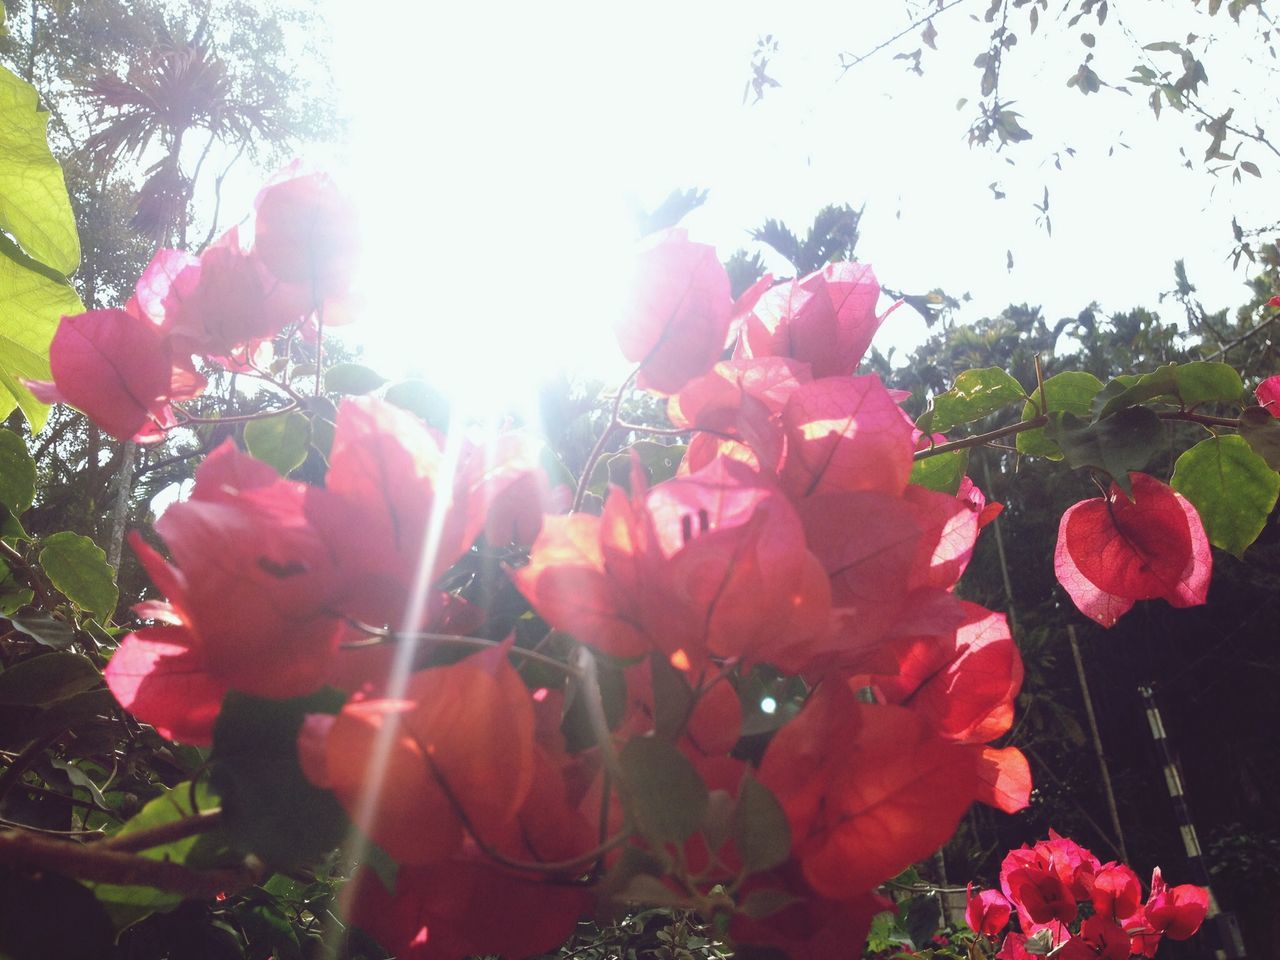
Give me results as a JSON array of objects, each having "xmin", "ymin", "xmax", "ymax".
[{"xmin": 966, "ymin": 831, "xmax": 1209, "ymax": 959}]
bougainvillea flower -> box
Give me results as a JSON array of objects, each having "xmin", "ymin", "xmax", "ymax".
[
  {"xmin": 299, "ymin": 645, "xmax": 535, "ymax": 864},
  {"xmin": 103, "ymin": 609, "xmax": 229, "ymax": 745},
  {"xmin": 1143, "ymin": 867, "xmax": 1209, "ymax": 940},
  {"xmin": 163, "ymin": 228, "xmax": 312, "ymax": 357},
  {"xmin": 253, "ymin": 168, "xmax": 359, "ymax": 302},
  {"xmin": 873, "ymin": 602, "xmax": 1022, "ymax": 744},
  {"xmin": 615, "ymin": 228, "xmax": 734, "ymax": 395},
  {"xmin": 1054, "ymin": 472, "xmax": 1211, "ymax": 627},
  {"xmin": 780, "ymin": 375, "xmax": 915, "ymax": 499},
  {"xmin": 759, "ymin": 683, "xmax": 997, "ymax": 898},
  {"xmin": 26, "ymin": 308, "xmax": 181, "ymax": 442},
  {"xmin": 306, "ymin": 398, "xmax": 536, "ymax": 627},
  {"xmin": 1003, "ymin": 864, "xmax": 1078, "ymax": 925},
  {"xmin": 1092, "ymin": 862, "xmax": 1143, "ymax": 921},
  {"xmin": 730, "ymin": 861, "xmax": 890, "ymax": 960},
  {"xmin": 735, "ymin": 262, "xmax": 894, "ymax": 377},
  {"xmin": 346, "ymin": 859, "xmax": 590, "ymax": 960},
  {"xmin": 1000, "ymin": 832, "xmax": 1100, "ymax": 916},
  {"xmin": 516, "ymin": 456, "xmax": 830, "ymax": 672},
  {"xmin": 670, "ymin": 358, "xmax": 811, "ymax": 474},
  {"xmin": 105, "ymin": 443, "xmax": 351, "ymax": 741},
  {"xmin": 1255, "ymin": 374, "xmax": 1280, "ymax": 414},
  {"xmin": 1055, "ymin": 916, "xmax": 1131, "ymax": 960},
  {"xmin": 966, "ymin": 884, "xmax": 1012, "ymax": 937},
  {"xmin": 957, "ymin": 475, "xmax": 1004, "ymax": 528},
  {"xmin": 127, "ymin": 248, "xmax": 199, "ymax": 327}
]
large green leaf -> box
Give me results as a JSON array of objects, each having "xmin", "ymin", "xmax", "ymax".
[
  {"xmin": 93, "ymin": 781, "xmax": 226, "ymax": 928},
  {"xmin": 0, "ymin": 426, "xmax": 34, "ymax": 514},
  {"xmin": 588, "ymin": 440, "xmax": 686, "ymax": 495},
  {"xmin": 39, "ymin": 530, "xmax": 118, "ymax": 618},
  {"xmin": 619, "ymin": 735, "xmax": 708, "ymax": 843},
  {"xmin": 0, "ymin": 234, "xmax": 82, "ymax": 430},
  {"xmin": 0, "ymin": 64, "xmax": 80, "ymax": 276},
  {"xmin": 909, "ymin": 448, "xmax": 968, "ymax": 494},
  {"xmin": 323, "ymin": 362, "xmax": 387, "ymax": 395},
  {"xmin": 731, "ymin": 774, "xmax": 790, "ymax": 873},
  {"xmin": 0, "ymin": 651, "xmax": 100, "ymax": 706},
  {"xmin": 1044, "ymin": 407, "xmax": 1163, "ymax": 495},
  {"xmin": 1016, "ymin": 371, "xmax": 1104, "ymax": 459},
  {"xmin": 210, "ymin": 689, "xmax": 350, "ymax": 869},
  {"xmin": 916, "ymin": 367, "xmax": 1027, "ymax": 434},
  {"xmin": 1171, "ymin": 435, "xmax": 1279, "ymax": 558},
  {"xmin": 1094, "ymin": 362, "xmax": 1244, "ymax": 419},
  {"xmin": 243, "ymin": 411, "xmax": 312, "ymax": 476}
]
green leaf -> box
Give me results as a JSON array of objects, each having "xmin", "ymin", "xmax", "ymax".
[
  {"xmin": 619, "ymin": 736, "xmax": 708, "ymax": 843},
  {"xmin": 1044, "ymin": 407, "xmax": 1163, "ymax": 495},
  {"xmin": 0, "ymin": 233, "xmax": 83, "ymax": 431},
  {"xmin": 0, "ymin": 651, "xmax": 99, "ymax": 705},
  {"xmin": 38, "ymin": 530, "xmax": 117, "ymax": 618},
  {"xmin": 0, "ymin": 64, "xmax": 80, "ymax": 275},
  {"xmin": 243, "ymin": 411, "xmax": 312, "ymax": 476},
  {"xmin": 0, "ymin": 566, "xmax": 33, "ymax": 615},
  {"xmin": 731, "ymin": 775, "xmax": 790, "ymax": 873},
  {"xmin": 1095, "ymin": 362, "xmax": 1244, "ymax": 419},
  {"xmin": 323, "ymin": 362, "xmax": 387, "ymax": 395},
  {"xmin": 916, "ymin": 367, "xmax": 1026, "ymax": 434},
  {"xmin": 1238, "ymin": 407, "xmax": 1280, "ymax": 470},
  {"xmin": 211, "ymin": 688, "xmax": 350, "ymax": 869},
  {"xmin": 8, "ymin": 613, "xmax": 76, "ymax": 649},
  {"xmin": 1171, "ymin": 435, "xmax": 1279, "ymax": 558},
  {"xmin": 587, "ymin": 440, "xmax": 686, "ymax": 496},
  {"xmin": 0, "ymin": 427, "xmax": 34, "ymax": 514},
  {"xmin": 908, "ymin": 448, "xmax": 968, "ymax": 494},
  {"xmin": 92, "ymin": 781, "xmax": 225, "ymax": 926},
  {"xmin": 1016, "ymin": 371, "xmax": 1104, "ymax": 459},
  {"xmin": 384, "ymin": 378, "xmax": 450, "ymax": 428}
]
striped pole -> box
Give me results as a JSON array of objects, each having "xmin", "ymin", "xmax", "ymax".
[{"xmin": 1138, "ymin": 684, "xmax": 1246, "ymax": 959}]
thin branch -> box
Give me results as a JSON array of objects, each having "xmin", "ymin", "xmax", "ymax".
[
  {"xmin": 170, "ymin": 401, "xmax": 299, "ymax": 428},
  {"xmin": 339, "ymin": 626, "xmax": 583, "ymax": 681},
  {"xmin": 1202, "ymin": 311, "xmax": 1280, "ymax": 362},
  {"xmin": 572, "ymin": 368, "xmax": 639, "ymax": 513},
  {"xmin": 839, "ymin": 0, "xmax": 972, "ymax": 77},
  {"xmin": 0, "ymin": 828, "xmax": 262, "ymax": 897},
  {"xmin": 101, "ymin": 808, "xmax": 224, "ymax": 854},
  {"xmin": 913, "ymin": 408, "xmax": 1245, "ymax": 463},
  {"xmin": 0, "ymin": 541, "xmax": 59, "ymax": 613},
  {"xmin": 197, "ymin": 139, "xmax": 249, "ymax": 254},
  {"xmin": 576, "ymin": 647, "xmax": 624, "ymax": 786},
  {"xmin": 914, "ymin": 415, "xmax": 1047, "ymax": 460}
]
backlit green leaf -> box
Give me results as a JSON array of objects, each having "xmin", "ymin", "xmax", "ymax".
[
  {"xmin": 39, "ymin": 530, "xmax": 117, "ymax": 618},
  {"xmin": 1045, "ymin": 407, "xmax": 1163, "ymax": 495},
  {"xmin": 243, "ymin": 411, "xmax": 311, "ymax": 476},
  {"xmin": 1171, "ymin": 435, "xmax": 1279, "ymax": 558},
  {"xmin": 909, "ymin": 448, "xmax": 968, "ymax": 494},
  {"xmin": 1016, "ymin": 371, "xmax": 1104, "ymax": 459},
  {"xmin": 620, "ymin": 736, "xmax": 708, "ymax": 843},
  {"xmin": 0, "ymin": 64, "xmax": 80, "ymax": 275},
  {"xmin": 0, "ymin": 234, "xmax": 83, "ymax": 431},
  {"xmin": 0, "ymin": 427, "xmax": 34, "ymax": 514},
  {"xmin": 917, "ymin": 367, "xmax": 1026, "ymax": 434}
]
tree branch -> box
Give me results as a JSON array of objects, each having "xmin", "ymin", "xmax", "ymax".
[{"xmin": 0, "ymin": 828, "xmax": 262, "ymax": 897}]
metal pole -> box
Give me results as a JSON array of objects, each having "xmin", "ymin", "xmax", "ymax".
[{"xmin": 1138, "ymin": 684, "xmax": 1246, "ymax": 959}]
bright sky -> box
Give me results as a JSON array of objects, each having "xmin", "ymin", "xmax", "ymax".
[{"xmin": 314, "ymin": 0, "xmax": 1275, "ymax": 416}]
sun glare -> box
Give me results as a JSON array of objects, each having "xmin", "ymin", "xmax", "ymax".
[{"xmin": 322, "ymin": 5, "xmax": 672, "ymax": 424}]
